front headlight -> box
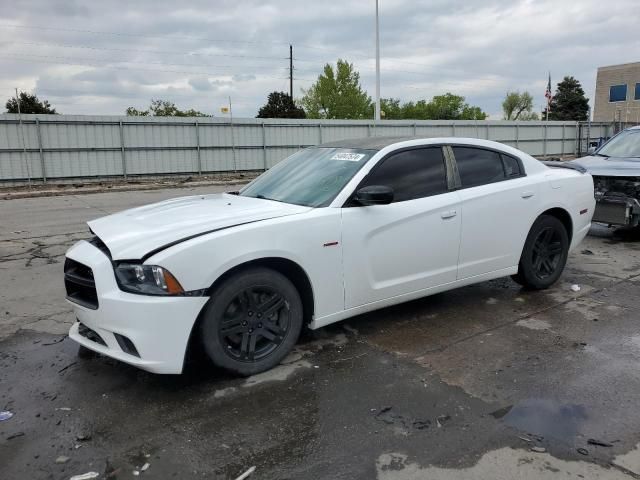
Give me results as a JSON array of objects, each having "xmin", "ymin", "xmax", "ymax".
[{"xmin": 114, "ymin": 264, "xmax": 184, "ymax": 295}]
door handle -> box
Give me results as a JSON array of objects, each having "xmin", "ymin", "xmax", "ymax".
[
  {"xmin": 441, "ymin": 210, "xmax": 457, "ymax": 219},
  {"xmin": 521, "ymin": 191, "xmax": 535, "ymax": 199}
]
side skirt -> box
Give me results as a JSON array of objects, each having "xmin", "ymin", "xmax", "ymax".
[{"xmin": 309, "ymin": 266, "xmax": 518, "ymax": 330}]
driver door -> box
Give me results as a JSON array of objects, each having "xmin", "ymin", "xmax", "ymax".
[{"xmin": 341, "ymin": 146, "xmax": 461, "ymax": 309}]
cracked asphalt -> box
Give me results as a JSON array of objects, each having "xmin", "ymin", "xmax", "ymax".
[{"xmin": 2, "ymin": 187, "xmax": 640, "ymax": 479}]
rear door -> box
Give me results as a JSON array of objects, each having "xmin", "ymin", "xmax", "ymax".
[
  {"xmin": 451, "ymin": 146, "xmax": 541, "ymax": 279},
  {"xmin": 341, "ymin": 146, "xmax": 461, "ymax": 308}
]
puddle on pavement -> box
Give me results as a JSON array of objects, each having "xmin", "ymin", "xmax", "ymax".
[{"xmin": 491, "ymin": 398, "xmax": 587, "ymax": 443}]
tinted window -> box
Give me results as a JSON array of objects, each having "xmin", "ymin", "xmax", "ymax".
[
  {"xmin": 361, "ymin": 147, "xmax": 447, "ymax": 202},
  {"xmin": 501, "ymin": 154, "xmax": 522, "ymax": 177},
  {"xmin": 453, "ymin": 147, "xmax": 505, "ymax": 188},
  {"xmin": 609, "ymin": 84, "xmax": 627, "ymax": 102},
  {"xmin": 635, "ymin": 83, "xmax": 640, "ymax": 100}
]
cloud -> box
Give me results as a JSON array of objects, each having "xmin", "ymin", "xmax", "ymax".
[
  {"xmin": 232, "ymin": 73, "xmax": 257, "ymax": 82},
  {"xmin": 188, "ymin": 77, "xmax": 215, "ymax": 91},
  {"xmin": 0, "ymin": 0, "xmax": 638, "ymax": 117}
]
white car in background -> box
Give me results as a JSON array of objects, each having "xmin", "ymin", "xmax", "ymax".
[{"xmin": 64, "ymin": 137, "xmax": 595, "ymax": 376}]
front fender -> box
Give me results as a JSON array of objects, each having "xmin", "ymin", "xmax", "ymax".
[{"xmin": 146, "ymin": 209, "xmax": 345, "ymax": 320}]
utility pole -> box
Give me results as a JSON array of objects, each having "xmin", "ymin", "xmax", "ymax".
[
  {"xmin": 374, "ymin": 0, "xmax": 381, "ymax": 122},
  {"xmin": 289, "ymin": 44, "xmax": 293, "ymax": 99}
]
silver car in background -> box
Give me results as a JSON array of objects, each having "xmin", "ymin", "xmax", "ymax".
[{"xmin": 571, "ymin": 126, "xmax": 640, "ymax": 227}]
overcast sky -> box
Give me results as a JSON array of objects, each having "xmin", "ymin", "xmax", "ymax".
[{"xmin": 0, "ymin": 0, "xmax": 638, "ymax": 119}]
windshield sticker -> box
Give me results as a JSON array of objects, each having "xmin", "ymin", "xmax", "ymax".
[{"xmin": 330, "ymin": 153, "xmax": 366, "ymax": 162}]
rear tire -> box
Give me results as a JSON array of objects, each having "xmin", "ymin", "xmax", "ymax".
[
  {"xmin": 512, "ymin": 215, "xmax": 569, "ymax": 290},
  {"xmin": 199, "ymin": 267, "xmax": 303, "ymax": 376}
]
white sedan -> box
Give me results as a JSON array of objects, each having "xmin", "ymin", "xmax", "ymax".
[{"xmin": 64, "ymin": 137, "xmax": 595, "ymax": 375}]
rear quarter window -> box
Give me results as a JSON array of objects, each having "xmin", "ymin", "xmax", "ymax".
[
  {"xmin": 501, "ymin": 154, "xmax": 523, "ymax": 177},
  {"xmin": 452, "ymin": 147, "xmax": 505, "ymax": 188}
]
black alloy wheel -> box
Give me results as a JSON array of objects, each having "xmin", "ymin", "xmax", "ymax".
[
  {"xmin": 199, "ymin": 267, "xmax": 303, "ymax": 376},
  {"xmin": 512, "ymin": 215, "xmax": 569, "ymax": 290},
  {"xmin": 219, "ymin": 286, "xmax": 290, "ymax": 362},
  {"xmin": 531, "ymin": 226, "xmax": 564, "ymax": 280}
]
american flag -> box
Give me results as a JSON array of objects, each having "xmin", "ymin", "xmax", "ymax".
[{"xmin": 545, "ymin": 73, "xmax": 552, "ymax": 103}]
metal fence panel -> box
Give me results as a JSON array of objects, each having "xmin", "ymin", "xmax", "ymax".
[
  {"xmin": 0, "ymin": 114, "xmax": 617, "ymax": 183},
  {"xmin": 0, "ymin": 121, "xmax": 39, "ymax": 149},
  {"xmin": 126, "ymin": 149, "xmax": 198, "ymax": 175},
  {"xmin": 266, "ymin": 124, "xmax": 318, "ymax": 147},
  {"xmin": 266, "ymin": 147, "xmax": 299, "ymax": 168},
  {"xmin": 126, "ymin": 123, "xmax": 196, "ymax": 148},
  {"xmin": 45, "ymin": 150, "xmax": 122, "ymax": 178},
  {"xmin": 199, "ymin": 124, "xmax": 236, "ymax": 148},
  {"xmin": 0, "ymin": 151, "xmax": 41, "ymax": 179},
  {"xmin": 321, "ymin": 125, "xmax": 370, "ymax": 142},
  {"xmin": 200, "ymin": 147, "xmax": 240, "ymax": 171}
]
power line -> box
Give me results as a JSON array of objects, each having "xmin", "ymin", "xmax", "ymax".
[
  {"xmin": 0, "ymin": 53, "xmax": 433, "ymax": 88},
  {"xmin": 3, "ymin": 23, "xmax": 449, "ymax": 71},
  {"xmin": 0, "ymin": 23, "xmax": 291, "ymax": 48},
  {"xmin": 28, "ymin": 87, "xmax": 257, "ymax": 104},
  {"xmin": 3, "ymin": 52, "xmax": 290, "ymax": 72},
  {"xmin": 0, "ymin": 54, "xmax": 293, "ymax": 80},
  {"xmin": 0, "ymin": 23, "xmax": 362, "ymax": 54},
  {"xmin": 6, "ymin": 41, "xmax": 288, "ymax": 62}
]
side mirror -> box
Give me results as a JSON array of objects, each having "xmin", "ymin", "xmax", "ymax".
[
  {"xmin": 587, "ymin": 146, "xmax": 596, "ymax": 155},
  {"xmin": 354, "ymin": 185, "xmax": 394, "ymax": 206}
]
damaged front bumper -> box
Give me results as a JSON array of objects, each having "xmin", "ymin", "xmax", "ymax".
[
  {"xmin": 593, "ymin": 176, "xmax": 640, "ymax": 227},
  {"xmin": 593, "ymin": 194, "xmax": 640, "ymax": 226},
  {"xmin": 65, "ymin": 240, "xmax": 209, "ymax": 374}
]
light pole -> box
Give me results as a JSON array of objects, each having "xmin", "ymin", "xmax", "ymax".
[{"xmin": 374, "ymin": 0, "xmax": 381, "ymax": 122}]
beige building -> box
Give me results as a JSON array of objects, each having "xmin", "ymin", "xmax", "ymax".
[{"xmin": 593, "ymin": 62, "xmax": 640, "ymax": 122}]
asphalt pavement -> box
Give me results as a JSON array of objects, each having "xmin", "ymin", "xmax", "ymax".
[{"xmin": 2, "ymin": 186, "xmax": 640, "ymax": 479}]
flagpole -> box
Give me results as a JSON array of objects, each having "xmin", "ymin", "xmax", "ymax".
[
  {"xmin": 374, "ymin": 0, "xmax": 381, "ymax": 123},
  {"xmin": 545, "ymin": 72, "xmax": 551, "ymax": 122}
]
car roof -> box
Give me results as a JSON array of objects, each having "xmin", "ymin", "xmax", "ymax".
[
  {"xmin": 318, "ymin": 136, "xmax": 548, "ymax": 176},
  {"xmin": 317, "ymin": 136, "xmax": 423, "ymax": 151}
]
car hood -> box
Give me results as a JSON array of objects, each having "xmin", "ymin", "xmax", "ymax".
[
  {"xmin": 88, "ymin": 193, "xmax": 311, "ymax": 260},
  {"xmin": 570, "ymin": 155, "xmax": 640, "ymax": 177}
]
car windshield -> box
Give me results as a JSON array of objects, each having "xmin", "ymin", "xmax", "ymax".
[
  {"xmin": 597, "ymin": 130, "xmax": 640, "ymax": 158},
  {"xmin": 239, "ymin": 147, "xmax": 374, "ymax": 207}
]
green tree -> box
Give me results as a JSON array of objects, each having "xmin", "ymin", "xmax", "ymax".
[
  {"xmin": 400, "ymin": 100, "xmax": 427, "ymax": 119},
  {"xmin": 425, "ymin": 93, "xmax": 487, "ymax": 120},
  {"xmin": 126, "ymin": 99, "xmax": 209, "ymax": 117},
  {"xmin": 125, "ymin": 107, "xmax": 149, "ymax": 116},
  {"xmin": 544, "ymin": 76, "xmax": 589, "ymax": 121},
  {"xmin": 379, "ymin": 98, "xmax": 403, "ymax": 119},
  {"xmin": 502, "ymin": 91, "xmax": 536, "ymax": 120},
  {"xmin": 393, "ymin": 94, "xmax": 486, "ymax": 120},
  {"xmin": 300, "ymin": 59, "xmax": 372, "ymax": 119},
  {"xmin": 6, "ymin": 92, "xmax": 57, "ymax": 114},
  {"xmin": 519, "ymin": 111, "xmax": 539, "ymax": 121},
  {"xmin": 459, "ymin": 104, "xmax": 488, "ymax": 120},
  {"xmin": 425, "ymin": 93, "xmax": 463, "ymax": 119},
  {"xmin": 256, "ymin": 91, "xmax": 306, "ymax": 118}
]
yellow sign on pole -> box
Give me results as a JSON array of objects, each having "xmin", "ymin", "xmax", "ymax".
[{"xmin": 220, "ymin": 106, "xmax": 229, "ymax": 114}]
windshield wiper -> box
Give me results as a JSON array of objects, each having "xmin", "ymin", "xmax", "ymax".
[
  {"xmin": 594, "ymin": 153, "xmax": 610, "ymax": 158},
  {"xmin": 255, "ymin": 194, "xmax": 285, "ymax": 203}
]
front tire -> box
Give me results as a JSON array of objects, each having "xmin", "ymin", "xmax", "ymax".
[
  {"xmin": 199, "ymin": 267, "xmax": 303, "ymax": 376},
  {"xmin": 512, "ymin": 215, "xmax": 569, "ymax": 290}
]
